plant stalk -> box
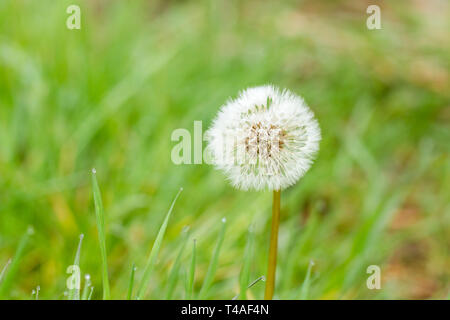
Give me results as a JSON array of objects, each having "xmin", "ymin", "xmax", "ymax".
[{"xmin": 264, "ymin": 190, "xmax": 281, "ymax": 300}]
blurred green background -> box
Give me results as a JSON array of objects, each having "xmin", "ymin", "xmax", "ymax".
[{"xmin": 0, "ymin": 0, "xmax": 448, "ymax": 299}]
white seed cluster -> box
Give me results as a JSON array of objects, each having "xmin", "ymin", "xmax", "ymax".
[{"xmin": 206, "ymin": 85, "xmax": 321, "ymax": 191}]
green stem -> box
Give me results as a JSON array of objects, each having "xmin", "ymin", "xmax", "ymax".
[{"xmin": 264, "ymin": 190, "xmax": 281, "ymax": 300}]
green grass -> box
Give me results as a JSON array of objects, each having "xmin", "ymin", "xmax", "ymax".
[
  {"xmin": 136, "ymin": 187, "xmax": 183, "ymax": 299},
  {"xmin": 166, "ymin": 227, "xmax": 189, "ymax": 300},
  {"xmin": 126, "ymin": 263, "xmax": 136, "ymax": 300},
  {"xmin": 0, "ymin": 0, "xmax": 448, "ymax": 300},
  {"xmin": 0, "ymin": 227, "xmax": 34, "ymax": 299},
  {"xmin": 91, "ymin": 169, "xmax": 110, "ymax": 299},
  {"xmin": 238, "ymin": 226, "xmax": 254, "ymax": 300},
  {"xmin": 68, "ymin": 233, "xmax": 84, "ymax": 300},
  {"xmin": 299, "ymin": 260, "xmax": 314, "ymax": 300},
  {"xmin": 81, "ymin": 274, "xmax": 92, "ymax": 300},
  {"xmin": 198, "ymin": 218, "xmax": 226, "ymax": 299},
  {"xmin": 186, "ymin": 239, "xmax": 197, "ymax": 300}
]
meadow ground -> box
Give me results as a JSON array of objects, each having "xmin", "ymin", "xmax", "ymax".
[{"xmin": 0, "ymin": 0, "xmax": 448, "ymax": 299}]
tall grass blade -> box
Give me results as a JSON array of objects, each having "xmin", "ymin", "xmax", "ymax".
[
  {"xmin": 91, "ymin": 168, "xmax": 111, "ymax": 300},
  {"xmin": 136, "ymin": 187, "xmax": 183, "ymax": 299},
  {"xmin": 186, "ymin": 239, "xmax": 196, "ymax": 300},
  {"xmin": 299, "ymin": 260, "xmax": 315, "ymax": 300},
  {"xmin": 0, "ymin": 259, "xmax": 11, "ymax": 284},
  {"xmin": 183, "ymin": 268, "xmax": 188, "ymax": 299},
  {"xmin": 88, "ymin": 287, "xmax": 94, "ymax": 300},
  {"xmin": 68, "ymin": 234, "xmax": 84, "ymax": 300},
  {"xmin": 198, "ymin": 218, "xmax": 227, "ymax": 299},
  {"xmin": 127, "ymin": 263, "xmax": 137, "ymax": 300},
  {"xmin": 81, "ymin": 274, "xmax": 92, "ymax": 300},
  {"xmin": 232, "ymin": 276, "xmax": 265, "ymax": 300},
  {"xmin": 166, "ymin": 226, "xmax": 190, "ymax": 300},
  {"xmin": 0, "ymin": 226, "xmax": 34, "ymax": 298},
  {"xmin": 238, "ymin": 226, "xmax": 254, "ymax": 300},
  {"xmin": 34, "ymin": 286, "xmax": 40, "ymax": 300},
  {"xmin": 31, "ymin": 287, "xmax": 38, "ymax": 299}
]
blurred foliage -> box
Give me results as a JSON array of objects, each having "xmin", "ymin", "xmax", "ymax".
[{"xmin": 0, "ymin": 0, "xmax": 448, "ymax": 299}]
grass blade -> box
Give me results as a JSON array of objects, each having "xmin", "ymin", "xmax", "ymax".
[
  {"xmin": 88, "ymin": 287, "xmax": 94, "ymax": 300},
  {"xmin": 166, "ymin": 226, "xmax": 190, "ymax": 300},
  {"xmin": 186, "ymin": 239, "xmax": 197, "ymax": 300},
  {"xmin": 31, "ymin": 285, "xmax": 40, "ymax": 300},
  {"xmin": 136, "ymin": 187, "xmax": 183, "ymax": 299},
  {"xmin": 68, "ymin": 234, "xmax": 84, "ymax": 300},
  {"xmin": 232, "ymin": 276, "xmax": 265, "ymax": 300},
  {"xmin": 81, "ymin": 274, "xmax": 92, "ymax": 300},
  {"xmin": 238, "ymin": 226, "xmax": 254, "ymax": 300},
  {"xmin": 0, "ymin": 259, "xmax": 11, "ymax": 284},
  {"xmin": 126, "ymin": 263, "xmax": 137, "ymax": 300},
  {"xmin": 198, "ymin": 218, "xmax": 227, "ymax": 299},
  {"xmin": 183, "ymin": 268, "xmax": 188, "ymax": 298},
  {"xmin": 91, "ymin": 168, "xmax": 111, "ymax": 300},
  {"xmin": 0, "ymin": 226, "xmax": 34, "ymax": 298},
  {"xmin": 299, "ymin": 260, "xmax": 315, "ymax": 300}
]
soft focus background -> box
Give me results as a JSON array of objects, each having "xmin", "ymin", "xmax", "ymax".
[{"xmin": 0, "ymin": 0, "xmax": 448, "ymax": 299}]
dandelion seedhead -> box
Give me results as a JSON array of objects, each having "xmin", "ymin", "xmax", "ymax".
[{"xmin": 207, "ymin": 85, "xmax": 321, "ymax": 191}]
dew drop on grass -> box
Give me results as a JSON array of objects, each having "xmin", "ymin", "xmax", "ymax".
[{"xmin": 27, "ymin": 226, "xmax": 34, "ymax": 235}]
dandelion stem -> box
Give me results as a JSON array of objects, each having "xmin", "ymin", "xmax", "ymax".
[{"xmin": 264, "ymin": 190, "xmax": 281, "ymax": 300}]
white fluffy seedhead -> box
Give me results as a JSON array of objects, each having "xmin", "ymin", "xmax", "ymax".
[{"xmin": 206, "ymin": 85, "xmax": 321, "ymax": 191}]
